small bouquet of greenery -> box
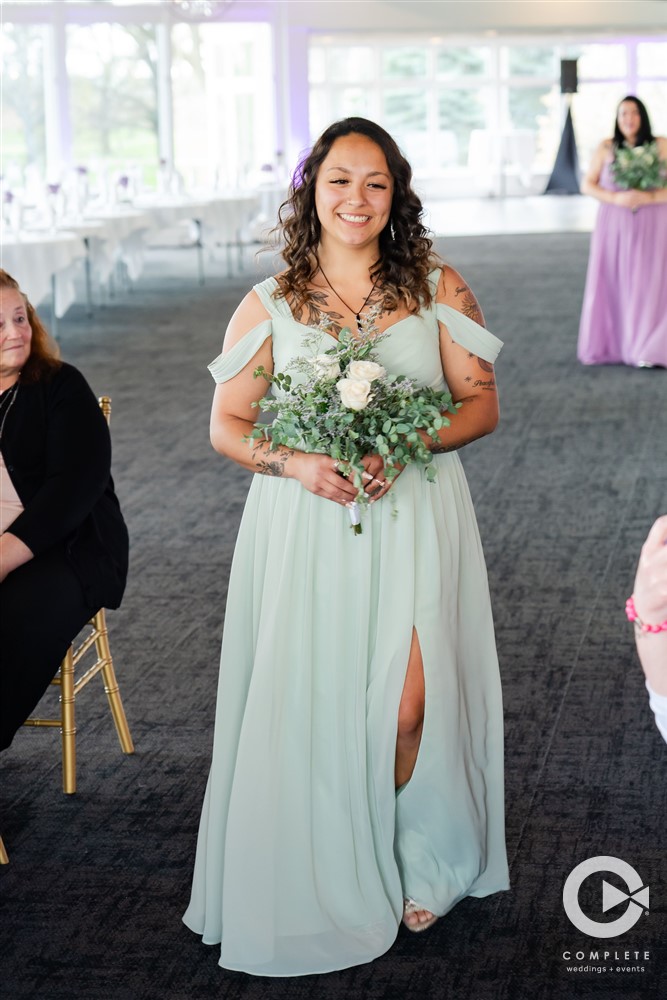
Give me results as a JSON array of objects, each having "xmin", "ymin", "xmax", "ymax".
[
  {"xmin": 611, "ymin": 141, "xmax": 667, "ymax": 191},
  {"xmin": 247, "ymin": 306, "xmax": 460, "ymax": 534}
]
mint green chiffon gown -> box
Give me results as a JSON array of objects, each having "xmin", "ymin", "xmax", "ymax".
[{"xmin": 182, "ymin": 271, "xmax": 510, "ymax": 976}]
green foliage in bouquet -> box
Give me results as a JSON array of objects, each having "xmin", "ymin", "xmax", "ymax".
[
  {"xmin": 611, "ymin": 141, "xmax": 667, "ymax": 191},
  {"xmin": 245, "ymin": 310, "xmax": 460, "ymax": 531}
]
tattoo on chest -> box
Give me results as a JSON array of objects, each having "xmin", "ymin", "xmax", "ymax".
[{"xmin": 291, "ymin": 287, "xmax": 387, "ymax": 338}]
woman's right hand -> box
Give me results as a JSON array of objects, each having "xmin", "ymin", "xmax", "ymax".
[
  {"xmin": 634, "ymin": 515, "xmax": 667, "ymax": 625},
  {"xmin": 291, "ymin": 452, "xmax": 361, "ymax": 506},
  {"xmin": 614, "ymin": 189, "xmax": 651, "ymax": 211}
]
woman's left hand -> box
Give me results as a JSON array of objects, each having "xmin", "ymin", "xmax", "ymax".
[
  {"xmin": 358, "ymin": 454, "xmax": 402, "ymax": 502},
  {"xmin": 615, "ymin": 189, "xmax": 652, "ymax": 211}
]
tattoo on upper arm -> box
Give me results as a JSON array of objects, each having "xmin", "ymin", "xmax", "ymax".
[
  {"xmin": 453, "ymin": 285, "xmax": 485, "ymax": 325},
  {"xmin": 459, "ymin": 293, "xmax": 485, "ymax": 325},
  {"xmin": 463, "ymin": 358, "xmax": 496, "ymax": 391}
]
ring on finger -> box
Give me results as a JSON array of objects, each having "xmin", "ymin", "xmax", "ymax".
[
  {"xmin": 361, "ymin": 471, "xmax": 373, "ymax": 482},
  {"xmin": 333, "ymin": 460, "xmax": 340, "ymax": 472}
]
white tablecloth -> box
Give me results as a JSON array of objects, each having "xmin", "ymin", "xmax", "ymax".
[
  {"xmin": 80, "ymin": 207, "xmax": 153, "ymax": 281},
  {"xmin": 1, "ymin": 230, "xmax": 87, "ymax": 317},
  {"xmin": 2, "ymin": 190, "xmax": 270, "ymax": 316}
]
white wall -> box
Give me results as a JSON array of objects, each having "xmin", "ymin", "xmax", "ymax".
[
  {"xmin": 274, "ymin": 0, "xmax": 666, "ymax": 35},
  {"xmin": 4, "ymin": 1, "xmax": 667, "ymax": 35}
]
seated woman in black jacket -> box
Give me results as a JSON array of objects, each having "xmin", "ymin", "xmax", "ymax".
[{"xmin": 0, "ymin": 268, "xmax": 129, "ymax": 750}]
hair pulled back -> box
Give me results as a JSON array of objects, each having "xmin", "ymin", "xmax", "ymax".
[
  {"xmin": 0, "ymin": 269, "xmax": 61, "ymax": 382},
  {"xmin": 275, "ymin": 118, "xmax": 437, "ymax": 314},
  {"xmin": 613, "ymin": 96, "xmax": 655, "ymax": 150}
]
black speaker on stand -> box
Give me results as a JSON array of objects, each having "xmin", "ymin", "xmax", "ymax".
[{"xmin": 544, "ymin": 60, "xmax": 581, "ymax": 195}]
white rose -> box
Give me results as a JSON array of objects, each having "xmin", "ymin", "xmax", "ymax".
[
  {"xmin": 337, "ymin": 378, "xmax": 372, "ymax": 411},
  {"xmin": 311, "ymin": 354, "xmax": 341, "ymax": 379},
  {"xmin": 348, "ymin": 360, "xmax": 386, "ymax": 382}
]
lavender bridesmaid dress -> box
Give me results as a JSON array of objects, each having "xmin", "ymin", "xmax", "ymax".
[{"xmin": 578, "ymin": 159, "xmax": 667, "ymax": 367}]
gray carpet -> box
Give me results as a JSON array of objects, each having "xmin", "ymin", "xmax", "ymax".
[{"xmin": 1, "ymin": 234, "xmax": 665, "ymax": 1000}]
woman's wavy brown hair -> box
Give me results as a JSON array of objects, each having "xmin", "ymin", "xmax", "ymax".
[
  {"xmin": 275, "ymin": 118, "xmax": 438, "ymax": 314},
  {"xmin": 0, "ymin": 269, "xmax": 61, "ymax": 382}
]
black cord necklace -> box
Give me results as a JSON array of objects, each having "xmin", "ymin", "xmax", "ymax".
[{"xmin": 317, "ymin": 265, "xmax": 378, "ymax": 333}]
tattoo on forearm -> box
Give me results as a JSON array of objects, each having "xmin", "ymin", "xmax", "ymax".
[
  {"xmin": 430, "ymin": 442, "xmax": 460, "ymax": 454},
  {"xmin": 252, "ymin": 443, "xmax": 294, "ymax": 477}
]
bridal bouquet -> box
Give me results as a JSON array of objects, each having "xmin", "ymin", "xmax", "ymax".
[
  {"xmin": 247, "ymin": 307, "xmax": 459, "ymax": 534},
  {"xmin": 611, "ymin": 141, "xmax": 667, "ymax": 191}
]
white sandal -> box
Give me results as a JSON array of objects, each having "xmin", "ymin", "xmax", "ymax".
[{"xmin": 403, "ymin": 896, "xmax": 438, "ymax": 933}]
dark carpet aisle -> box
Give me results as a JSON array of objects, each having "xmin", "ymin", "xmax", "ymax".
[{"xmin": 1, "ymin": 233, "xmax": 665, "ymax": 1000}]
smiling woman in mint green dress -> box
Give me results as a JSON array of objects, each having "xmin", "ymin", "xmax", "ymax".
[{"xmin": 183, "ymin": 117, "xmax": 509, "ymax": 976}]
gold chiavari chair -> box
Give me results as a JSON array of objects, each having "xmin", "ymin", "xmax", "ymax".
[
  {"xmin": 23, "ymin": 396, "xmax": 134, "ymax": 794},
  {"xmin": 0, "ymin": 834, "xmax": 8, "ymax": 864}
]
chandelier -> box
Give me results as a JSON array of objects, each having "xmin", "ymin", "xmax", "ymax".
[{"xmin": 171, "ymin": 0, "xmax": 235, "ymax": 17}]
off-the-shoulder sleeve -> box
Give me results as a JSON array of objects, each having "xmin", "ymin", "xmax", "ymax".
[
  {"xmin": 435, "ymin": 303, "xmax": 503, "ymax": 364},
  {"xmin": 207, "ymin": 318, "xmax": 272, "ymax": 383}
]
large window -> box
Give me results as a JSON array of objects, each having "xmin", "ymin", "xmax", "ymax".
[
  {"xmin": 309, "ymin": 35, "xmax": 667, "ymax": 195},
  {"xmin": 171, "ymin": 22, "xmax": 274, "ymax": 190},
  {"xmin": 0, "ymin": 6, "xmax": 274, "ymax": 199},
  {"xmin": 66, "ymin": 22, "xmax": 159, "ymax": 186},
  {"xmin": 0, "ymin": 24, "xmax": 46, "ymax": 177}
]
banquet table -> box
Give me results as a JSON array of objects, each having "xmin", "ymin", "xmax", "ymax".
[
  {"xmin": 0, "ymin": 190, "xmax": 267, "ymax": 323},
  {"xmin": 79, "ymin": 206, "xmax": 153, "ymax": 285},
  {"xmin": 1, "ymin": 230, "xmax": 87, "ymax": 331},
  {"xmin": 136, "ymin": 192, "xmax": 260, "ymax": 279}
]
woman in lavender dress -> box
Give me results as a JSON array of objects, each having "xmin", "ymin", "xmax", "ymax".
[{"xmin": 578, "ymin": 96, "xmax": 667, "ymax": 367}]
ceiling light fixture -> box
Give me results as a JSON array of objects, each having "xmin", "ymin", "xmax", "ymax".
[{"xmin": 171, "ymin": 0, "xmax": 235, "ymax": 18}]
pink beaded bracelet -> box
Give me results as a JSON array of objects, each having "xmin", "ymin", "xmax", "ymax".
[{"xmin": 625, "ymin": 595, "xmax": 667, "ymax": 634}]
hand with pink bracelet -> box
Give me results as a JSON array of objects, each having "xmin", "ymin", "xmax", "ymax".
[{"xmin": 627, "ymin": 515, "xmax": 667, "ymax": 742}]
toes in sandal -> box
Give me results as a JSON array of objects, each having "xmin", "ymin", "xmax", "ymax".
[{"xmin": 403, "ymin": 897, "xmax": 438, "ymax": 933}]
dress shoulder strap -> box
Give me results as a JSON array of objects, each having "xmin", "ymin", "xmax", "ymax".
[
  {"xmin": 208, "ymin": 319, "xmax": 272, "ymax": 384},
  {"xmin": 435, "ymin": 303, "xmax": 503, "ymax": 365},
  {"xmin": 252, "ymin": 276, "xmax": 292, "ymax": 318}
]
